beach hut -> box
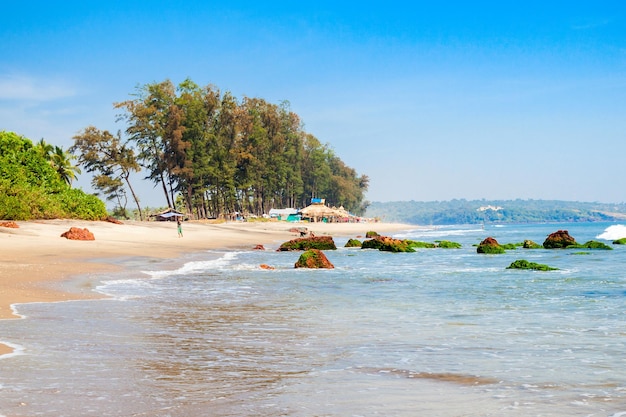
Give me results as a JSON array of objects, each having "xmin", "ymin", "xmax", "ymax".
[
  {"xmin": 299, "ymin": 203, "xmax": 342, "ymax": 223},
  {"xmin": 151, "ymin": 208, "xmax": 185, "ymax": 221},
  {"xmin": 268, "ymin": 208, "xmax": 300, "ymax": 221}
]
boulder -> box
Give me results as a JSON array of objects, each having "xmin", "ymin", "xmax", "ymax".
[
  {"xmin": 477, "ymin": 237, "xmax": 505, "ymax": 254},
  {"xmin": 523, "ymin": 239, "xmax": 542, "ymax": 249},
  {"xmin": 105, "ymin": 216, "xmax": 123, "ymax": 225},
  {"xmin": 362, "ymin": 236, "xmax": 415, "ymax": 252},
  {"xmin": 543, "ymin": 230, "xmax": 577, "ymax": 249},
  {"xmin": 0, "ymin": 221, "xmax": 19, "ymax": 228},
  {"xmin": 344, "ymin": 238, "xmax": 362, "ymax": 248},
  {"xmin": 294, "ymin": 249, "xmax": 334, "ymax": 269},
  {"xmin": 253, "ymin": 244, "xmax": 266, "ymax": 250},
  {"xmin": 278, "ymin": 235, "xmax": 337, "ymax": 251},
  {"xmin": 365, "ymin": 231, "xmax": 379, "ymax": 238},
  {"xmin": 259, "ymin": 264, "xmax": 275, "ymax": 270},
  {"xmin": 60, "ymin": 227, "xmax": 95, "ymax": 241}
]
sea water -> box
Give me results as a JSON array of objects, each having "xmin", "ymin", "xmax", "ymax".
[{"xmin": 1, "ymin": 222, "xmax": 626, "ymax": 416}]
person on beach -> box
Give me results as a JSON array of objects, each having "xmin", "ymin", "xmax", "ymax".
[{"xmin": 177, "ymin": 217, "xmax": 183, "ymax": 238}]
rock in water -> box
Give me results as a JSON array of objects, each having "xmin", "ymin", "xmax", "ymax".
[
  {"xmin": 543, "ymin": 230, "xmax": 576, "ymax": 249},
  {"xmin": 294, "ymin": 249, "xmax": 334, "ymax": 269}
]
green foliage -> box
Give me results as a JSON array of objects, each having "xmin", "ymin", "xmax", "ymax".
[
  {"xmin": 0, "ymin": 131, "xmax": 107, "ymax": 220},
  {"xmin": 365, "ymin": 199, "xmax": 626, "ymax": 225},
  {"xmin": 345, "ymin": 238, "xmax": 362, "ymax": 248},
  {"xmin": 613, "ymin": 238, "xmax": 626, "ymax": 245},
  {"xmin": 506, "ymin": 259, "xmax": 559, "ymax": 271},
  {"xmin": 567, "ymin": 240, "xmax": 613, "ymax": 250}
]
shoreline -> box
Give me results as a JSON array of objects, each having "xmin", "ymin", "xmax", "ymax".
[{"xmin": 0, "ymin": 219, "xmax": 413, "ymax": 356}]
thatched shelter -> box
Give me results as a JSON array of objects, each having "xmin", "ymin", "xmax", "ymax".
[{"xmin": 299, "ymin": 204, "xmax": 354, "ymax": 223}]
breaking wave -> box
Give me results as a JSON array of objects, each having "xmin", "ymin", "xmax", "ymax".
[{"xmin": 596, "ymin": 224, "xmax": 626, "ymax": 240}]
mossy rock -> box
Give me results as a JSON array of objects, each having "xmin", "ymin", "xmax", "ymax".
[
  {"xmin": 543, "ymin": 230, "xmax": 577, "ymax": 249},
  {"xmin": 294, "ymin": 249, "xmax": 335, "ymax": 269},
  {"xmin": 613, "ymin": 237, "xmax": 626, "ymax": 245},
  {"xmin": 436, "ymin": 240, "xmax": 462, "ymax": 249},
  {"xmin": 345, "ymin": 238, "xmax": 362, "ymax": 248},
  {"xmin": 523, "ymin": 240, "xmax": 542, "ymax": 249},
  {"xmin": 365, "ymin": 231, "xmax": 380, "ymax": 238},
  {"xmin": 567, "ymin": 240, "xmax": 613, "ymax": 250},
  {"xmin": 362, "ymin": 236, "xmax": 415, "ymax": 253},
  {"xmin": 278, "ymin": 235, "xmax": 337, "ymax": 251},
  {"xmin": 477, "ymin": 237, "xmax": 505, "ymax": 254},
  {"xmin": 501, "ymin": 242, "xmax": 523, "ymax": 250},
  {"xmin": 506, "ymin": 259, "xmax": 559, "ymax": 271},
  {"xmin": 406, "ymin": 240, "xmax": 437, "ymax": 249}
]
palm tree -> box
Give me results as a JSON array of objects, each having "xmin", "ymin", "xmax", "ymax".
[
  {"xmin": 35, "ymin": 139, "xmax": 81, "ymax": 186},
  {"xmin": 50, "ymin": 145, "xmax": 81, "ymax": 186},
  {"xmin": 35, "ymin": 138, "xmax": 54, "ymax": 159}
]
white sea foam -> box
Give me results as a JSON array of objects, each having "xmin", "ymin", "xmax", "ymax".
[
  {"xmin": 596, "ymin": 224, "xmax": 626, "ymax": 240},
  {"xmin": 142, "ymin": 251, "xmax": 242, "ymax": 278},
  {"xmin": 0, "ymin": 340, "xmax": 24, "ymax": 359}
]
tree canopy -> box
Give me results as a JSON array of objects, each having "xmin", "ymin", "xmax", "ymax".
[
  {"xmin": 92, "ymin": 78, "xmax": 370, "ymax": 219},
  {"xmin": 0, "ymin": 131, "xmax": 107, "ymax": 220}
]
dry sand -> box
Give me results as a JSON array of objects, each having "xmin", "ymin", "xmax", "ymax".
[{"xmin": 0, "ymin": 219, "xmax": 412, "ymax": 356}]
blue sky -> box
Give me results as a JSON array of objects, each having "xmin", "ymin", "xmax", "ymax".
[{"xmin": 2, "ymin": 2, "xmax": 626, "ymax": 206}]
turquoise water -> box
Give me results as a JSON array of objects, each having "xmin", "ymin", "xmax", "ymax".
[{"xmin": 1, "ymin": 222, "xmax": 626, "ymax": 416}]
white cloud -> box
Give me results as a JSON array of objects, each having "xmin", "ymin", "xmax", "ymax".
[{"xmin": 0, "ymin": 74, "xmax": 77, "ymax": 101}]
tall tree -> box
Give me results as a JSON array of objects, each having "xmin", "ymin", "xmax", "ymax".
[
  {"xmin": 115, "ymin": 80, "xmax": 177, "ymax": 208},
  {"xmin": 71, "ymin": 127, "xmax": 143, "ymax": 219}
]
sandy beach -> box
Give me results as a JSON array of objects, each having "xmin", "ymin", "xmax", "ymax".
[{"xmin": 0, "ymin": 219, "xmax": 411, "ymax": 356}]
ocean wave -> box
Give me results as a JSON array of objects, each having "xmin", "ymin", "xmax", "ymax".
[
  {"xmin": 142, "ymin": 251, "xmax": 243, "ymax": 278},
  {"xmin": 596, "ymin": 224, "xmax": 626, "ymax": 240},
  {"xmin": 0, "ymin": 341, "xmax": 24, "ymax": 360}
]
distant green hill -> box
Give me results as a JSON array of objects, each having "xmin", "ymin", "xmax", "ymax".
[{"xmin": 365, "ymin": 199, "xmax": 626, "ymax": 225}]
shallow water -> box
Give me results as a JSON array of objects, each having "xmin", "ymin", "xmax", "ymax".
[{"xmin": 2, "ymin": 222, "xmax": 626, "ymax": 416}]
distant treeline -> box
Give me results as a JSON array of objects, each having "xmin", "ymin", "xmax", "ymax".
[{"xmin": 365, "ymin": 199, "xmax": 626, "ymax": 225}]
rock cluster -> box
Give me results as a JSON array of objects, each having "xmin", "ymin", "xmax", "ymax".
[{"xmin": 362, "ymin": 236, "xmax": 415, "ymax": 252}]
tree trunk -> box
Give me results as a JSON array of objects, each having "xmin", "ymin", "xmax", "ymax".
[{"xmin": 123, "ymin": 173, "xmax": 144, "ymax": 221}]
